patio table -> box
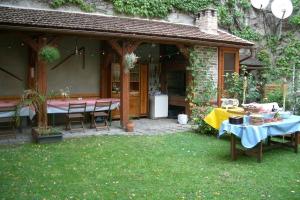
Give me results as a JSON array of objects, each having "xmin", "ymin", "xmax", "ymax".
[
  {"xmin": 204, "ymin": 107, "xmax": 245, "ymax": 130},
  {"xmin": 47, "ymin": 98, "xmax": 120, "ymax": 125},
  {"xmin": 47, "ymin": 98, "xmax": 120, "ymax": 113},
  {"xmin": 219, "ymin": 115, "xmax": 300, "ymax": 162},
  {"xmin": 0, "ymin": 100, "xmax": 35, "ymax": 119}
]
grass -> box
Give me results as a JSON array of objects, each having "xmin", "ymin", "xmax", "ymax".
[{"xmin": 0, "ymin": 133, "xmax": 300, "ymax": 200}]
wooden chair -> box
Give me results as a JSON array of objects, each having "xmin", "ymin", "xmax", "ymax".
[
  {"xmin": 90, "ymin": 101, "xmax": 112, "ymax": 131},
  {"xmin": 0, "ymin": 106, "xmax": 17, "ymax": 138},
  {"xmin": 66, "ymin": 103, "xmax": 86, "ymax": 132}
]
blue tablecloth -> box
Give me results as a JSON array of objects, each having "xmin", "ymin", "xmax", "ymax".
[{"xmin": 219, "ymin": 115, "xmax": 300, "ymax": 149}]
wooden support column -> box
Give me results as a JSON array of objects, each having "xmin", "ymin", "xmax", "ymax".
[
  {"xmin": 176, "ymin": 44, "xmax": 191, "ymax": 116},
  {"xmin": 36, "ymin": 37, "xmax": 48, "ymax": 128},
  {"xmin": 100, "ymin": 43, "xmax": 113, "ymax": 98},
  {"xmin": 108, "ymin": 39, "xmax": 141, "ymax": 129},
  {"xmin": 27, "ymin": 47, "xmax": 36, "ymax": 90}
]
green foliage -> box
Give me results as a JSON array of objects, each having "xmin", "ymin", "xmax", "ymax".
[
  {"xmin": 289, "ymin": 0, "xmax": 300, "ymax": 26},
  {"xmin": 39, "ymin": 46, "xmax": 60, "ymax": 63},
  {"xmin": 262, "ymin": 89, "xmax": 283, "ymax": 107},
  {"xmin": 257, "ymin": 49, "xmax": 271, "ymax": 67},
  {"xmin": 186, "ymin": 47, "xmax": 217, "ymax": 134},
  {"xmin": 224, "ymin": 67, "xmax": 261, "ymax": 103},
  {"xmin": 50, "ymin": 0, "xmax": 95, "ymax": 12},
  {"xmin": 232, "ymin": 26, "xmax": 261, "ymax": 42},
  {"xmin": 266, "ymin": 35, "xmax": 280, "ymax": 53},
  {"xmin": 110, "ymin": 0, "xmax": 216, "ymax": 18}
]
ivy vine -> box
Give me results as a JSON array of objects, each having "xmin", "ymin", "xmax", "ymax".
[
  {"xmin": 186, "ymin": 47, "xmax": 217, "ymax": 134},
  {"xmin": 50, "ymin": 0, "xmax": 95, "ymax": 12}
]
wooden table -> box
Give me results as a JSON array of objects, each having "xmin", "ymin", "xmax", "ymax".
[
  {"xmin": 220, "ymin": 116, "xmax": 300, "ymax": 163},
  {"xmin": 230, "ymin": 133, "xmax": 298, "ymax": 163}
]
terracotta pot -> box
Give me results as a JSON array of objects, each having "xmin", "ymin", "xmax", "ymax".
[{"xmin": 126, "ymin": 121, "xmax": 134, "ymax": 132}]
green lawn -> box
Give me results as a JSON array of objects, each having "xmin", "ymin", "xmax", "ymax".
[{"xmin": 0, "ymin": 133, "xmax": 300, "ymax": 200}]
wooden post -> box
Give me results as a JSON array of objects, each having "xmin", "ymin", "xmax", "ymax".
[
  {"xmin": 294, "ymin": 132, "xmax": 298, "ymax": 153},
  {"xmin": 108, "ymin": 40, "xmax": 141, "ymax": 129},
  {"xmin": 100, "ymin": 43, "xmax": 113, "ymax": 98},
  {"xmin": 36, "ymin": 37, "xmax": 48, "ymax": 128},
  {"xmin": 176, "ymin": 44, "xmax": 191, "ymax": 116},
  {"xmin": 230, "ymin": 134, "xmax": 237, "ymax": 161},
  {"xmin": 257, "ymin": 141, "xmax": 263, "ymax": 163}
]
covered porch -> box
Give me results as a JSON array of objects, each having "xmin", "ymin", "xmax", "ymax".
[{"xmin": 0, "ymin": 6, "xmax": 253, "ymax": 135}]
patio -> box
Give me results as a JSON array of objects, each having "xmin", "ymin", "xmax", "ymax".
[{"xmin": 0, "ymin": 118, "xmax": 192, "ymax": 145}]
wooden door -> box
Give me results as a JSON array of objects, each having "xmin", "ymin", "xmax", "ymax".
[{"xmin": 218, "ymin": 47, "xmax": 240, "ymax": 105}]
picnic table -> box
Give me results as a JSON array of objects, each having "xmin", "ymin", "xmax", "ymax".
[{"xmin": 219, "ymin": 115, "xmax": 300, "ymax": 162}]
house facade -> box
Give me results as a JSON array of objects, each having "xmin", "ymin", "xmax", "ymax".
[{"xmin": 0, "ymin": 4, "xmax": 253, "ymax": 129}]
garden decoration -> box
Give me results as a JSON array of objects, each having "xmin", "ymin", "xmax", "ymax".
[
  {"xmin": 39, "ymin": 46, "xmax": 60, "ymax": 63},
  {"xmin": 282, "ymin": 78, "xmax": 288, "ymax": 111},
  {"xmin": 242, "ymin": 76, "xmax": 248, "ymax": 105},
  {"xmin": 124, "ymin": 52, "xmax": 138, "ymax": 73}
]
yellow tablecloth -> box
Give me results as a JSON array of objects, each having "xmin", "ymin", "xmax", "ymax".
[{"xmin": 204, "ymin": 107, "xmax": 245, "ymax": 130}]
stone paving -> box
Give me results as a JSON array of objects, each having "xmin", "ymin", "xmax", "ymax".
[{"xmin": 0, "ymin": 118, "xmax": 192, "ymax": 145}]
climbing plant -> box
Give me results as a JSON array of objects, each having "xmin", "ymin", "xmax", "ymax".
[
  {"xmin": 50, "ymin": 0, "xmax": 95, "ymax": 12},
  {"xmin": 186, "ymin": 47, "xmax": 217, "ymax": 134}
]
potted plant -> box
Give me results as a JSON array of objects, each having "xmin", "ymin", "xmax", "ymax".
[
  {"xmin": 18, "ymin": 90, "xmax": 63, "ymax": 144},
  {"xmin": 126, "ymin": 121, "xmax": 134, "ymax": 132},
  {"xmin": 124, "ymin": 52, "xmax": 138, "ymax": 73}
]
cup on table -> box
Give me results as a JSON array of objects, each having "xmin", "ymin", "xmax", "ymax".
[{"xmin": 243, "ymin": 115, "xmax": 250, "ymax": 125}]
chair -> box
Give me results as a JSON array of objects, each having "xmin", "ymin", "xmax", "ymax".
[
  {"xmin": 90, "ymin": 101, "xmax": 112, "ymax": 131},
  {"xmin": 65, "ymin": 103, "xmax": 86, "ymax": 132},
  {"xmin": 0, "ymin": 106, "xmax": 17, "ymax": 138}
]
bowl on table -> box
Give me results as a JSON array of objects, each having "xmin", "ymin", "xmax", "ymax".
[
  {"xmin": 262, "ymin": 112, "xmax": 276, "ymax": 120},
  {"xmin": 278, "ymin": 111, "xmax": 292, "ymax": 119}
]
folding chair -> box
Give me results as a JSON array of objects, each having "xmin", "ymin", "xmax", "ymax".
[
  {"xmin": 90, "ymin": 101, "xmax": 112, "ymax": 131},
  {"xmin": 65, "ymin": 103, "xmax": 86, "ymax": 132},
  {"xmin": 0, "ymin": 106, "xmax": 17, "ymax": 138}
]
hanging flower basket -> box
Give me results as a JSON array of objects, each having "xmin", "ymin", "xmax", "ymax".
[
  {"xmin": 39, "ymin": 46, "xmax": 60, "ymax": 63},
  {"xmin": 124, "ymin": 52, "xmax": 138, "ymax": 73}
]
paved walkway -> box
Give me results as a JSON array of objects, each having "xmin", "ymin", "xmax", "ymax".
[{"xmin": 0, "ymin": 118, "xmax": 192, "ymax": 145}]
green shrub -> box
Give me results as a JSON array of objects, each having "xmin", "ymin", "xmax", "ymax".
[{"xmin": 263, "ymin": 89, "xmax": 283, "ymax": 107}]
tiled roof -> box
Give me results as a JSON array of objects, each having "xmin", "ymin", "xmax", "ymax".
[{"xmin": 0, "ymin": 6, "xmax": 254, "ymax": 47}]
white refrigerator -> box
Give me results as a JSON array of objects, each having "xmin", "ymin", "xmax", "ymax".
[{"xmin": 149, "ymin": 95, "xmax": 168, "ymax": 119}]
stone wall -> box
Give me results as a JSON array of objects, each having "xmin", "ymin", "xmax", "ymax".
[{"xmin": 193, "ymin": 45, "xmax": 218, "ymax": 88}]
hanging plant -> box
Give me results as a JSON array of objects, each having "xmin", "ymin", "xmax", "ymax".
[
  {"xmin": 39, "ymin": 46, "xmax": 60, "ymax": 63},
  {"xmin": 124, "ymin": 52, "xmax": 138, "ymax": 73}
]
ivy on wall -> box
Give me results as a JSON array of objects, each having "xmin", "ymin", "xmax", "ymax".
[
  {"xmin": 186, "ymin": 47, "xmax": 217, "ymax": 134},
  {"xmin": 50, "ymin": 0, "xmax": 95, "ymax": 12}
]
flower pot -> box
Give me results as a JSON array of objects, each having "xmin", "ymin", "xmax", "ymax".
[
  {"xmin": 178, "ymin": 114, "xmax": 188, "ymax": 125},
  {"xmin": 32, "ymin": 128, "xmax": 63, "ymax": 144},
  {"xmin": 126, "ymin": 121, "xmax": 134, "ymax": 132}
]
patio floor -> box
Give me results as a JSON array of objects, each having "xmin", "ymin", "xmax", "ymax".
[{"xmin": 0, "ymin": 118, "xmax": 192, "ymax": 145}]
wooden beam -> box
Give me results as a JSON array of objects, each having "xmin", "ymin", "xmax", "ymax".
[
  {"xmin": 108, "ymin": 39, "xmax": 122, "ymax": 56},
  {"xmin": 51, "ymin": 47, "xmax": 85, "ymax": 70},
  {"xmin": 0, "ymin": 66, "xmax": 23, "ymax": 82},
  {"xmin": 176, "ymin": 44, "xmax": 190, "ymax": 60},
  {"xmin": 16, "ymin": 33, "xmax": 38, "ymax": 52}
]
